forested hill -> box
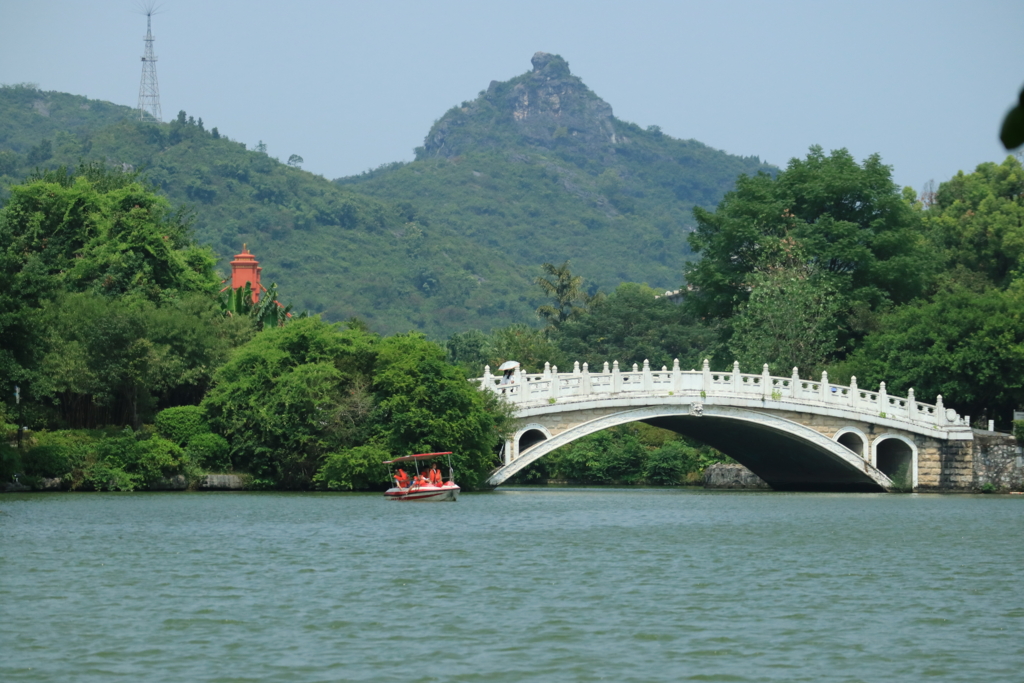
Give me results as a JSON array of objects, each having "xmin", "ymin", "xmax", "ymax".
[
  {"xmin": 337, "ymin": 52, "xmax": 775, "ymax": 292},
  {"xmin": 0, "ymin": 56, "xmax": 772, "ymax": 335},
  {"xmin": 0, "ymin": 84, "xmax": 539, "ymax": 335}
]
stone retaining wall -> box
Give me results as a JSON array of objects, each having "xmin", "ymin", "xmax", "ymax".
[
  {"xmin": 3, "ymin": 473, "xmax": 247, "ymax": 492},
  {"xmin": 972, "ymin": 431, "xmax": 1023, "ymax": 491},
  {"xmin": 703, "ymin": 463, "xmax": 769, "ymax": 490},
  {"xmin": 200, "ymin": 474, "xmax": 246, "ymax": 490}
]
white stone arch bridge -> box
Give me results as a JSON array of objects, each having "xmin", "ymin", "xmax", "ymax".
[{"xmin": 478, "ymin": 359, "xmax": 975, "ymax": 492}]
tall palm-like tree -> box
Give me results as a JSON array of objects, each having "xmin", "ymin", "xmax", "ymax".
[
  {"xmin": 220, "ymin": 282, "xmax": 296, "ymax": 331},
  {"xmin": 535, "ymin": 261, "xmax": 598, "ymax": 329}
]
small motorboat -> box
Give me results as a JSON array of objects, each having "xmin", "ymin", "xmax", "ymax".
[{"xmin": 383, "ymin": 451, "xmax": 460, "ymax": 502}]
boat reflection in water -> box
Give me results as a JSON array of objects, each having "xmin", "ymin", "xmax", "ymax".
[{"xmin": 383, "ymin": 452, "xmax": 460, "ymax": 502}]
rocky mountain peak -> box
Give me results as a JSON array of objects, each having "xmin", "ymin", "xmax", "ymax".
[
  {"xmin": 420, "ymin": 53, "xmax": 615, "ymax": 159},
  {"xmin": 530, "ymin": 52, "xmax": 571, "ymax": 78}
]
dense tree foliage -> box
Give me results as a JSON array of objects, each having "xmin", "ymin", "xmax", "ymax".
[
  {"xmin": 447, "ymin": 280, "xmax": 719, "ymax": 377},
  {"xmin": 0, "ymin": 165, "xmax": 239, "ymax": 428},
  {"xmin": 829, "ymin": 156, "xmax": 1024, "ymax": 424},
  {"xmin": 202, "ymin": 317, "xmax": 513, "ymax": 490},
  {"xmin": 835, "ymin": 283, "xmax": 1024, "ymax": 423},
  {"xmin": 727, "ymin": 267, "xmax": 842, "ymax": 375},
  {"xmin": 535, "ymin": 260, "xmax": 595, "ymax": 329},
  {"xmin": 923, "ymin": 157, "xmax": 1024, "ymax": 288},
  {"xmin": 554, "ymin": 282, "xmax": 716, "ymax": 371},
  {"xmin": 685, "ymin": 146, "xmax": 931, "ymax": 361},
  {"xmin": 685, "ymin": 151, "xmax": 1024, "ymax": 426},
  {"xmin": 32, "ymin": 292, "xmax": 238, "ymax": 428}
]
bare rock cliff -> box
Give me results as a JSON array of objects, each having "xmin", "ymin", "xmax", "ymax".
[{"xmin": 421, "ymin": 52, "xmax": 616, "ymax": 158}]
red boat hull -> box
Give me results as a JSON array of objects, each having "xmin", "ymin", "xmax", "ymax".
[{"xmin": 384, "ymin": 483, "xmax": 459, "ymax": 502}]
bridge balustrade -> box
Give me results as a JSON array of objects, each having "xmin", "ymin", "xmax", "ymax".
[{"xmin": 478, "ymin": 358, "xmax": 965, "ymax": 431}]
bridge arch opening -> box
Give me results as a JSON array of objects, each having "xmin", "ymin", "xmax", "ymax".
[
  {"xmin": 834, "ymin": 427, "xmax": 867, "ymax": 458},
  {"xmin": 519, "ymin": 429, "xmax": 549, "ymax": 453},
  {"xmin": 513, "ymin": 423, "xmax": 553, "ymax": 462},
  {"xmin": 872, "ymin": 435, "xmax": 917, "ymax": 489}
]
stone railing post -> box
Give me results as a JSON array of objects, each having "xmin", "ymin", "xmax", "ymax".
[
  {"xmin": 581, "ymin": 362, "xmax": 592, "ymax": 394},
  {"xmin": 550, "ymin": 365, "xmax": 559, "ymax": 401},
  {"xmin": 790, "ymin": 367, "xmax": 800, "ymax": 398},
  {"xmin": 482, "ymin": 364, "xmax": 493, "ymax": 390},
  {"xmin": 702, "ymin": 359, "xmax": 711, "ymax": 394},
  {"xmin": 878, "ymin": 382, "xmax": 888, "ymax": 415},
  {"xmin": 762, "ymin": 364, "xmax": 771, "ymax": 400},
  {"xmin": 672, "ymin": 358, "xmax": 682, "ymax": 393},
  {"xmin": 573, "ymin": 361, "xmax": 580, "ymax": 375},
  {"xmin": 643, "ymin": 359, "xmax": 653, "ymax": 391},
  {"xmin": 612, "ymin": 360, "xmax": 622, "ymax": 393},
  {"xmin": 543, "ymin": 362, "xmax": 551, "ymax": 378},
  {"xmin": 732, "ymin": 361, "xmax": 741, "ymax": 393},
  {"xmin": 935, "ymin": 394, "xmax": 945, "ymax": 423},
  {"xmin": 849, "ymin": 376, "xmax": 858, "ymax": 411},
  {"xmin": 907, "ymin": 388, "xmax": 916, "ymax": 423},
  {"xmin": 820, "ymin": 371, "xmax": 828, "ymax": 401}
]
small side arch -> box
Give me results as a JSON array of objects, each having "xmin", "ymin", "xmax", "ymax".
[
  {"xmin": 513, "ymin": 423, "xmax": 553, "ymax": 461},
  {"xmin": 833, "ymin": 426, "xmax": 868, "ymax": 458},
  {"xmin": 871, "ymin": 434, "xmax": 918, "ymax": 489}
]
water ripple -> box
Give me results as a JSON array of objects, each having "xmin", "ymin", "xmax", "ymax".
[{"xmin": 1, "ymin": 490, "xmax": 1022, "ymax": 681}]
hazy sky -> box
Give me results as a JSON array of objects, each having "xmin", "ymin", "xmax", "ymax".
[{"xmin": 2, "ymin": 0, "xmax": 1022, "ymax": 191}]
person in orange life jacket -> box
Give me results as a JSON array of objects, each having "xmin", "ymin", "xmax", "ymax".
[
  {"xmin": 428, "ymin": 464, "xmax": 442, "ymax": 486},
  {"xmin": 394, "ymin": 468, "xmax": 410, "ymax": 488}
]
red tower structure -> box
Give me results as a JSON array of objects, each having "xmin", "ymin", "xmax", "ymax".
[{"xmin": 230, "ymin": 244, "xmax": 265, "ymax": 302}]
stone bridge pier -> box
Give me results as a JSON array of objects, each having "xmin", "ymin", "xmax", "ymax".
[{"xmin": 480, "ymin": 359, "xmax": 977, "ymax": 492}]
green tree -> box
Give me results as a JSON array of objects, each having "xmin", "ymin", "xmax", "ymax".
[
  {"xmin": 370, "ymin": 332, "xmax": 514, "ymax": 489},
  {"xmin": 314, "ymin": 444, "xmax": 390, "ymax": 491},
  {"xmin": 31, "ymin": 292, "xmax": 236, "ymax": 428},
  {"xmin": 834, "ymin": 282, "xmax": 1024, "ymax": 428},
  {"xmin": 0, "ymin": 164, "xmax": 219, "ymax": 302},
  {"xmin": 445, "ymin": 329, "xmax": 491, "ymax": 376},
  {"xmin": 685, "ymin": 147, "xmax": 929, "ymax": 345},
  {"xmin": 535, "ymin": 260, "xmax": 595, "ymax": 329},
  {"xmin": 202, "ymin": 317, "xmax": 512, "ymax": 489},
  {"xmin": 923, "ymin": 156, "xmax": 1024, "ymax": 288},
  {"xmin": 727, "ymin": 267, "xmax": 842, "ymax": 376},
  {"xmin": 487, "ymin": 323, "xmax": 564, "ymax": 372},
  {"xmin": 155, "ymin": 405, "xmax": 210, "ymax": 446},
  {"xmin": 554, "ymin": 282, "xmax": 717, "ymax": 370},
  {"xmin": 220, "ymin": 281, "xmax": 296, "ymax": 331},
  {"xmin": 202, "ymin": 317, "xmax": 377, "ymax": 486}
]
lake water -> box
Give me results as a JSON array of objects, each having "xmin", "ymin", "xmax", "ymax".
[{"xmin": 1, "ymin": 489, "xmax": 1022, "ymax": 682}]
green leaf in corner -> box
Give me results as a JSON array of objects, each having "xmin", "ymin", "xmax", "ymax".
[{"xmin": 1000, "ymin": 87, "xmax": 1024, "ymax": 150}]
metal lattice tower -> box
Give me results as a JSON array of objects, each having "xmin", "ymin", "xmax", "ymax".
[{"xmin": 137, "ymin": 11, "xmax": 162, "ymax": 122}]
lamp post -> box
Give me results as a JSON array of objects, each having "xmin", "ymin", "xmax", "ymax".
[{"xmin": 14, "ymin": 385, "xmax": 21, "ymax": 450}]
